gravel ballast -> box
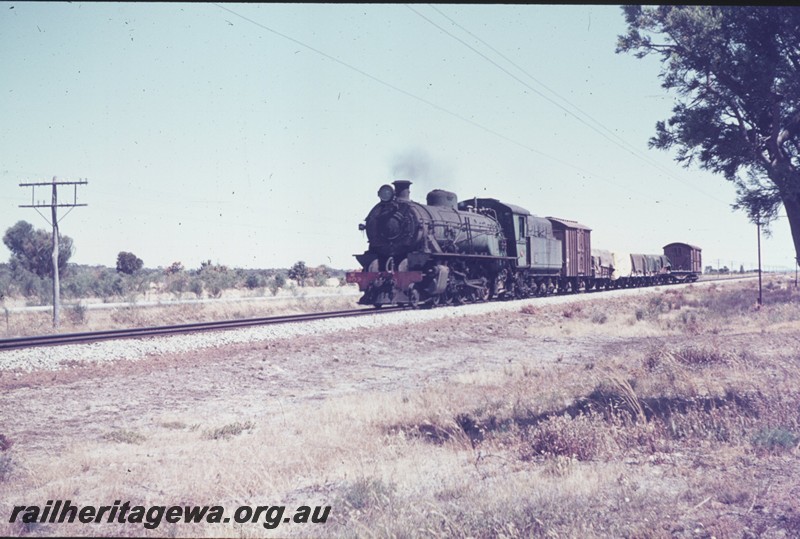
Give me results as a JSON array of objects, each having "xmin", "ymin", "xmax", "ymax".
[{"xmin": 0, "ymin": 280, "xmax": 737, "ymax": 373}]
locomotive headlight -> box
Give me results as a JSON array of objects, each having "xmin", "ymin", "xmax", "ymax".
[{"xmin": 377, "ymin": 184, "xmax": 395, "ymax": 202}]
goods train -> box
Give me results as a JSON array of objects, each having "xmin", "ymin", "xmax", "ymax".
[{"xmin": 346, "ymin": 180, "xmax": 701, "ymax": 308}]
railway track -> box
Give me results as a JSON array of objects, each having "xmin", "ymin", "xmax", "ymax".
[
  {"xmin": 0, "ymin": 306, "xmax": 403, "ymax": 351},
  {"xmin": 0, "ymin": 274, "xmax": 759, "ymax": 352}
]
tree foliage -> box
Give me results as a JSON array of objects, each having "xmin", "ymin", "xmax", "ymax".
[
  {"xmin": 2, "ymin": 220, "xmax": 73, "ymax": 278},
  {"xmin": 311, "ymin": 264, "xmax": 332, "ymax": 287},
  {"xmin": 164, "ymin": 261, "xmax": 184, "ymax": 275},
  {"xmin": 617, "ymin": 6, "xmax": 800, "ymax": 260},
  {"xmin": 197, "ymin": 260, "xmax": 233, "ymax": 298},
  {"xmin": 288, "ymin": 260, "xmax": 309, "ymax": 287},
  {"xmin": 116, "ymin": 251, "xmax": 144, "ymax": 275}
]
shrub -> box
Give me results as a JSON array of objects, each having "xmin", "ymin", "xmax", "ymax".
[
  {"xmin": 752, "ymin": 428, "xmax": 799, "ymax": 454},
  {"xmin": 0, "ymin": 266, "xmax": 14, "ymax": 300},
  {"xmin": 62, "ymin": 266, "xmax": 95, "ymax": 298},
  {"xmin": 274, "ymin": 273, "xmax": 286, "ymax": 288},
  {"xmin": 337, "ymin": 478, "xmax": 395, "ymax": 511},
  {"xmin": 166, "ymin": 274, "xmax": 189, "ymax": 298},
  {"xmin": 522, "ymin": 413, "xmax": 609, "ymax": 461},
  {"xmin": 198, "ymin": 263, "xmax": 235, "ymax": 298},
  {"xmin": 208, "ymin": 283, "xmax": 223, "ymax": 299},
  {"xmin": 0, "ymin": 454, "xmax": 13, "ymax": 482},
  {"xmin": 91, "ymin": 268, "xmax": 127, "ymax": 300},
  {"xmin": 164, "ymin": 261, "xmax": 184, "ymax": 275},
  {"xmin": 562, "ymin": 305, "xmax": 583, "ymax": 319},
  {"xmin": 189, "ymin": 279, "xmax": 204, "ymax": 299},
  {"xmin": 68, "ymin": 302, "xmax": 88, "ymax": 325},
  {"xmin": 203, "ymin": 421, "xmax": 255, "ymax": 440},
  {"xmin": 0, "ymin": 433, "xmax": 13, "ymax": 451},
  {"xmin": 674, "ymin": 346, "xmax": 734, "ymax": 366},
  {"xmin": 268, "ymin": 276, "xmax": 285, "ymax": 296},
  {"xmin": 103, "ymin": 429, "xmax": 146, "ymax": 444},
  {"xmin": 245, "ymin": 273, "xmax": 264, "ymax": 289}
]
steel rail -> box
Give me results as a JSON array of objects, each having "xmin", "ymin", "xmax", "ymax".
[
  {"xmin": 0, "ymin": 306, "xmax": 403, "ymax": 351},
  {"xmin": 0, "ymin": 274, "xmax": 756, "ymax": 352}
]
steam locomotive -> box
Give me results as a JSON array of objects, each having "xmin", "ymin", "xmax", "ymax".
[{"xmin": 346, "ymin": 180, "xmax": 701, "ymax": 308}]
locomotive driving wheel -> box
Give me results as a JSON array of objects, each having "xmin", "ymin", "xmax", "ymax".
[
  {"xmin": 476, "ymin": 286, "xmax": 489, "ymax": 302},
  {"xmin": 463, "ymin": 288, "xmax": 478, "ymax": 303},
  {"xmin": 451, "ymin": 286, "xmax": 466, "ymax": 305},
  {"xmin": 440, "ymin": 286, "xmax": 455, "ymax": 306},
  {"xmin": 407, "ymin": 285, "xmax": 420, "ymax": 309},
  {"xmin": 538, "ymin": 282, "xmax": 548, "ymax": 296}
]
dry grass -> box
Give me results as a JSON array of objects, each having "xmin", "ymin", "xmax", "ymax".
[
  {"xmin": 0, "ymin": 286, "xmax": 360, "ymax": 337},
  {"xmin": 2, "ymin": 277, "xmax": 800, "ymax": 537}
]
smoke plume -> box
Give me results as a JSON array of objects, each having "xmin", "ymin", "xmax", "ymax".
[{"xmin": 390, "ymin": 148, "xmax": 452, "ymax": 197}]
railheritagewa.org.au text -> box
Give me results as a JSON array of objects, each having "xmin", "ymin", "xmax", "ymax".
[{"xmin": 9, "ymin": 500, "xmax": 331, "ymax": 530}]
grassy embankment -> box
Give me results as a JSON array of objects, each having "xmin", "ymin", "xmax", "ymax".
[
  {"xmin": 313, "ymin": 278, "xmax": 800, "ymax": 537},
  {"xmin": 0, "ymin": 285, "xmax": 359, "ymax": 337}
]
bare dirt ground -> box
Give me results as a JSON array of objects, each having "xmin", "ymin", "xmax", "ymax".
[
  {"xmin": 2, "ymin": 277, "xmax": 800, "ymax": 538},
  {"xmin": 0, "ymin": 305, "xmax": 612, "ymax": 454}
]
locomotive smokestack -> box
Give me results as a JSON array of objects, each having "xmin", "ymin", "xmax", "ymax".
[{"xmin": 393, "ymin": 180, "xmax": 412, "ymax": 201}]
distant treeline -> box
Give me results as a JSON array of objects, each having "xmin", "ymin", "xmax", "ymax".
[
  {"xmin": 0, "ymin": 260, "xmax": 348, "ymax": 306},
  {"xmin": 1, "ymin": 219, "xmax": 349, "ymax": 305}
]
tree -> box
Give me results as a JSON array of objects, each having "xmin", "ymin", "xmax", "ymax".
[
  {"xmin": 312, "ymin": 264, "xmax": 332, "ymax": 287},
  {"xmin": 288, "ymin": 260, "xmax": 309, "ymax": 287},
  {"xmin": 617, "ymin": 6, "xmax": 800, "ymax": 261},
  {"xmin": 116, "ymin": 251, "xmax": 144, "ymax": 275},
  {"xmin": 273, "ymin": 272, "xmax": 287, "ymax": 290},
  {"xmin": 2, "ymin": 220, "xmax": 73, "ymax": 278},
  {"xmin": 164, "ymin": 261, "xmax": 184, "ymax": 275},
  {"xmin": 245, "ymin": 273, "xmax": 264, "ymax": 290}
]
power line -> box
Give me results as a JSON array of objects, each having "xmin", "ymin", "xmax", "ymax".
[
  {"xmin": 428, "ymin": 5, "xmax": 624, "ymax": 143},
  {"xmin": 412, "ymin": 4, "xmax": 731, "ymax": 206},
  {"xmin": 211, "ymin": 4, "xmax": 687, "ymax": 208},
  {"xmin": 211, "ymin": 5, "xmax": 573, "ymax": 165},
  {"xmin": 426, "ymin": 4, "xmax": 672, "ymax": 165},
  {"xmin": 409, "ymin": 6, "xmax": 637, "ymax": 156}
]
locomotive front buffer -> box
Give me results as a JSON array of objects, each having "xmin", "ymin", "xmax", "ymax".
[{"xmin": 346, "ymin": 269, "xmax": 425, "ymax": 307}]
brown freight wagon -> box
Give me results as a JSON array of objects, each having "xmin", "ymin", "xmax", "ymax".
[
  {"xmin": 547, "ymin": 217, "xmax": 592, "ymax": 278},
  {"xmin": 663, "ymin": 242, "xmax": 702, "ymax": 273}
]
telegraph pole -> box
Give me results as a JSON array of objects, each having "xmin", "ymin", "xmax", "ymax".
[
  {"xmin": 757, "ymin": 220, "xmax": 763, "ymax": 307},
  {"xmin": 19, "ymin": 176, "xmax": 88, "ymax": 329}
]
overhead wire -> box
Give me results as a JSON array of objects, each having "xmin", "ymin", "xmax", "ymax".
[
  {"xmin": 413, "ymin": 4, "xmax": 732, "ymax": 206},
  {"xmin": 211, "ymin": 4, "xmax": 581, "ymax": 166},
  {"xmin": 218, "ymin": 3, "xmax": 791, "ymax": 265},
  {"xmin": 211, "ymin": 3, "xmax": 689, "ymax": 208}
]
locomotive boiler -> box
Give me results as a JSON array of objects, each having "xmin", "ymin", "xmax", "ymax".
[{"xmin": 346, "ymin": 180, "xmax": 508, "ymax": 307}]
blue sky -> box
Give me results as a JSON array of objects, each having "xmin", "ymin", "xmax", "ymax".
[{"xmin": 0, "ymin": 3, "xmax": 795, "ymax": 272}]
